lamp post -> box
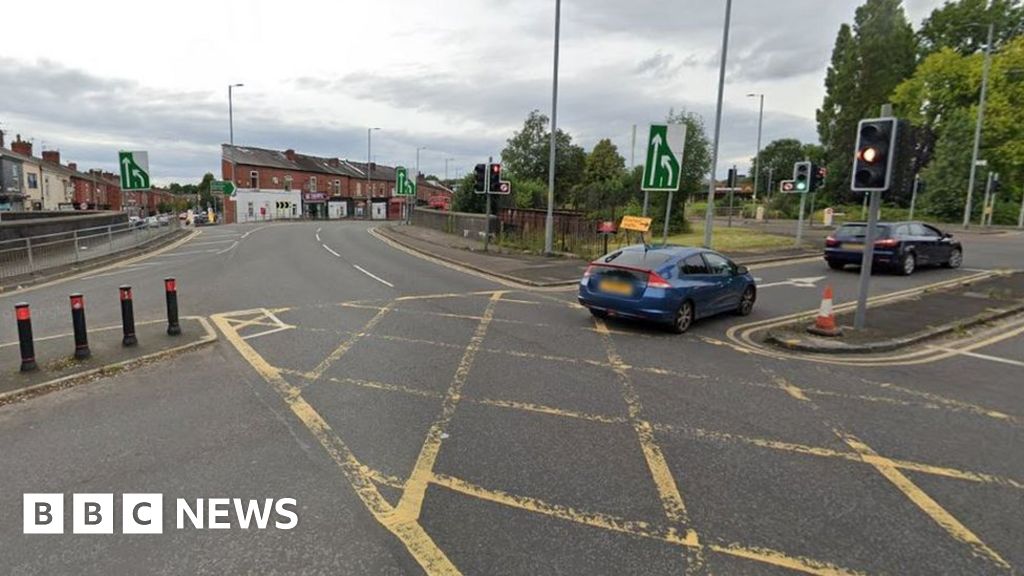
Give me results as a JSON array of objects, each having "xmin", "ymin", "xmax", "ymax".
[
  {"xmin": 747, "ymin": 93, "xmax": 764, "ymax": 201},
  {"xmin": 366, "ymin": 127, "xmax": 380, "ymax": 219},
  {"xmin": 544, "ymin": 0, "xmax": 561, "ymax": 255},
  {"xmin": 703, "ymin": 0, "xmax": 734, "ymax": 248},
  {"xmin": 414, "ymin": 146, "xmax": 427, "ymax": 224},
  {"xmin": 964, "ymin": 23, "xmax": 994, "ymax": 229},
  {"xmin": 228, "ymin": 84, "xmax": 243, "ymax": 145}
]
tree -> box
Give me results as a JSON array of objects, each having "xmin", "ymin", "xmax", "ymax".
[
  {"xmin": 572, "ymin": 138, "xmax": 626, "ymax": 213},
  {"xmin": 452, "ymin": 172, "xmax": 485, "ymax": 213},
  {"xmin": 500, "ymin": 110, "xmax": 586, "ymax": 208},
  {"xmin": 919, "ymin": 107, "xmax": 975, "ymax": 220},
  {"xmin": 817, "ymin": 1, "xmax": 918, "ymax": 203},
  {"xmin": 919, "ymin": 0, "xmax": 1023, "ymax": 58}
]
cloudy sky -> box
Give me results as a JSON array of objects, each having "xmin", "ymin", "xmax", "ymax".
[{"xmin": 0, "ymin": 0, "xmax": 942, "ymax": 185}]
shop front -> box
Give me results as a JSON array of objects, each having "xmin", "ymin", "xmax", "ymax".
[{"xmin": 303, "ymin": 192, "xmax": 328, "ymax": 219}]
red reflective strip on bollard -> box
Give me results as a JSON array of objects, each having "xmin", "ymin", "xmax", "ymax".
[
  {"xmin": 165, "ymin": 278, "xmax": 177, "ymax": 292},
  {"xmin": 70, "ymin": 294, "xmax": 85, "ymax": 309},
  {"xmin": 120, "ymin": 287, "xmax": 133, "ymax": 301},
  {"xmin": 15, "ymin": 305, "xmax": 31, "ymax": 321}
]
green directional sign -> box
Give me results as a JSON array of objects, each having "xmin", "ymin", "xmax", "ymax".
[
  {"xmin": 211, "ymin": 180, "xmax": 236, "ymax": 196},
  {"xmin": 118, "ymin": 151, "xmax": 151, "ymax": 191},
  {"xmin": 395, "ymin": 166, "xmax": 416, "ymax": 196},
  {"xmin": 641, "ymin": 124, "xmax": 686, "ymax": 192}
]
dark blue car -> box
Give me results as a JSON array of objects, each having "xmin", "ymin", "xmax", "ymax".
[
  {"xmin": 825, "ymin": 221, "xmax": 963, "ymax": 275},
  {"xmin": 578, "ymin": 245, "xmax": 757, "ymax": 333}
]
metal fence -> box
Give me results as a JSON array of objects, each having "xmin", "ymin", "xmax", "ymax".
[{"xmin": 0, "ymin": 218, "xmax": 181, "ymax": 282}]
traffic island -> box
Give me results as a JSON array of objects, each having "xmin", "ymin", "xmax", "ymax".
[
  {"xmin": 765, "ymin": 272, "xmax": 1024, "ymax": 354},
  {"xmin": 0, "ymin": 316, "xmax": 216, "ymax": 403}
]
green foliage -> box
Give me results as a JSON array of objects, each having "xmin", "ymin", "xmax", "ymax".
[
  {"xmin": 511, "ymin": 179, "xmax": 547, "ymax": 209},
  {"xmin": 817, "ymin": 1, "xmax": 917, "ymax": 203},
  {"xmin": 572, "ymin": 138, "xmax": 627, "ymax": 213},
  {"xmin": 500, "ymin": 110, "xmax": 586, "ymax": 207},
  {"xmin": 452, "ymin": 173, "xmax": 485, "ymax": 213},
  {"xmin": 919, "ymin": 108, "xmax": 974, "ymax": 220},
  {"xmin": 918, "ymin": 0, "xmax": 1024, "ymax": 58}
]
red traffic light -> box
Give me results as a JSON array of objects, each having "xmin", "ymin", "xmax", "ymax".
[{"xmin": 491, "ymin": 163, "xmax": 501, "ymax": 174}]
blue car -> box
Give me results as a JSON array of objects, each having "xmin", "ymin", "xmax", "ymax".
[{"xmin": 578, "ymin": 245, "xmax": 757, "ymax": 333}]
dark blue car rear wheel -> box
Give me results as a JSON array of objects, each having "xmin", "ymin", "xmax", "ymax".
[
  {"xmin": 736, "ymin": 286, "xmax": 755, "ymax": 316},
  {"xmin": 671, "ymin": 300, "xmax": 694, "ymax": 334}
]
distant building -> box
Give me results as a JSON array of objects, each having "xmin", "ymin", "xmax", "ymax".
[{"xmin": 221, "ymin": 144, "xmax": 451, "ymax": 223}]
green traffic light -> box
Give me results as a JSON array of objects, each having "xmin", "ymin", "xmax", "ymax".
[{"xmin": 796, "ymin": 181, "xmax": 807, "ymax": 191}]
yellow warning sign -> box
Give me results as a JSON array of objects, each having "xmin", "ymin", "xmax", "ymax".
[{"xmin": 620, "ymin": 215, "xmax": 653, "ymax": 233}]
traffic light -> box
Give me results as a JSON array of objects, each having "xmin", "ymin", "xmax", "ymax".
[
  {"xmin": 852, "ymin": 117, "xmax": 898, "ymax": 192},
  {"xmin": 813, "ymin": 165, "xmax": 826, "ymax": 191},
  {"xmin": 474, "ymin": 164, "xmax": 486, "ymax": 193},
  {"xmin": 488, "ymin": 163, "xmax": 502, "ymax": 193},
  {"xmin": 727, "ymin": 168, "xmax": 737, "ymax": 189},
  {"xmin": 793, "ymin": 161, "xmax": 811, "ymax": 192}
]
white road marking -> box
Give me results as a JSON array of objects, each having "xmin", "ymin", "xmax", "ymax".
[
  {"xmin": 216, "ymin": 241, "xmax": 240, "ymax": 255},
  {"xmin": 188, "ymin": 239, "xmax": 239, "ymax": 246},
  {"xmin": 758, "ymin": 276, "xmax": 827, "ymax": 289},
  {"xmin": 353, "ymin": 264, "xmax": 395, "ymax": 288},
  {"xmin": 322, "ymin": 244, "xmax": 341, "ymax": 257},
  {"xmin": 153, "ymin": 249, "xmax": 221, "ymax": 257},
  {"xmin": 927, "ymin": 346, "xmax": 1024, "ymax": 368},
  {"xmin": 316, "ymin": 227, "xmax": 322, "ymax": 242}
]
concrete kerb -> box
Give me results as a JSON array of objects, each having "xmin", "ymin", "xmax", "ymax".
[
  {"xmin": 765, "ymin": 297, "xmax": 1024, "ymax": 355},
  {"xmin": 375, "ymin": 225, "xmax": 822, "ymax": 288},
  {"xmin": 0, "ymin": 228, "xmax": 194, "ymax": 294},
  {"xmin": 0, "ymin": 315, "xmax": 218, "ymax": 405}
]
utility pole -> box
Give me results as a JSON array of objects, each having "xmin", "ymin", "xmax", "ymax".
[
  {"xmin": 748, "ymin": 93, "xmax": 764, "ymax": 201},
  {"xmin": 909, "ymin": 174, "xmax": 920, "ymax": 220},
  {"xmin": 544, "ymin": 0, "xmax": 561, "ymax": 255},
  {"xmin": 765, "ymin": 167, "xmax": 774, "ymax": 204},
  {"xmin": 485, "ymin": 156, "xmax": 493, "ymax": 252},
  {"xmin": 703, "ymin": 0, "xmax": 733, "ymax": 248},
  {"xmin": 366, "ymin": 127, "xmax": 379, "ymax": 219},
  {"xmin": 964, "ymin": 23, "xmax": 994, "ymax": 229},
  {"xmin": 980, "ymin": 171, "xmax": 994, "ymax": 226}
]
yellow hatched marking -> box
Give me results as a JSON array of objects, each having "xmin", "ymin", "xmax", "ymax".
[
  {"xmin": 212, "ymin": 311, "xmax": 459, "ymax": 575},
  {"xmin": 304, "ymin": 305, "xmax": 392, "ymax": 380},
  {"xmin": 393, "ymin": 292, "xmax": 505, "ymax": 524}
]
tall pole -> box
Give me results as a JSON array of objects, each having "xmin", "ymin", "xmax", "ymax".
[
  {"xmin": 366, "ymin": 127, "xmax": 379, "ymax": 219},
  {"xmin": 909, "ymin": 173, "xmax": 920, "ymax": 220},
  {"xmin": 228, "ymin": 83, "xmax": 242, "ymax": 193},
  {"xmin": 703, "ymin": 0, "xmax": 733, "ymax": 248},
  {"xmin": 765, "ymin": 167, "xmax": 774, "ymax": 204},
  {"xmin": 964, "ymin": 23, "xmax": 994, "ymax": 229},
  {"xmin": 980, "ymin": 171, "xmax": 993, "ymax": 226},
  {"xmin": 748, "ymin": 93, "xmax": 764, "ymax": 201},
  {"xmin": 485, "ymin": 156, "xmax": 493, "ymax": 252},
  {"xmin": 544, "ymin": 0, "xmax": 562, "ymax": 255}
]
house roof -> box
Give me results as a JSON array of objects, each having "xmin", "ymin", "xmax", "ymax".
[
  {"xmin": 224, "ymin": 144, "xmax": 371, "ymax": 179},
  {"xmin": 0, "ymin": 147, "xmax": 89, "ymax": 179}
]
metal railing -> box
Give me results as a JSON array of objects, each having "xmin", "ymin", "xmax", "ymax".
[{"xmin": 0, "ymin": 217, "xmax": 181, "ymax": 281}]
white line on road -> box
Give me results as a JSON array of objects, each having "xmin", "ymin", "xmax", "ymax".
[
  {"xmin": 216, "ymin": 241, "xmax": 240, "ymax": 255},
  {"xmin": 153, "ymin": 249, "xmax": 221, "ymax": 257},
  {"xmin": 189, "ymin": 239, "xmax": 239, "ymax": 246},
  {"xmin": 316, "ymin": 227, "xmax": 322, "ymax": 242},
  {"xmin": 322, "ymin": 244, "xmax": 341, "ymax": 257},
  {"xmin": 353, "ymin": 264, "xmax": 394, "ymax": 288},
  {"xmin": 927, "ymin": 346, "xmax": 1024, "ymax": 368}
]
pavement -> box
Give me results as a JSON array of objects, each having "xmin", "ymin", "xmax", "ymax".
[
  {"xmin": 379, "ymin": 224, "xmax": 818, "ymax": 286},
  {"xmin": 0, "ymin": 220, "xmax": 1022, "ymax": 575},
  {"xmin": 765, "ymin": 271, "xmax": 1024, "ymax": 353}
]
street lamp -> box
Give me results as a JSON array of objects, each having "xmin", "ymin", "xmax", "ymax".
[
  {"xmin": 544, "ymin": 0, "xmax": 562, "ymax": 255},
  {"xmin": 747, "ymin": 93, "xmax": 765, "ymax": 201},
  {"xmin": 703, "ymin": 0, "xmax": 734, "ymax": 248},
  {"xmin": 366, "ymin": 127, "xmax": 380, "ymax": 218},
  {"xmin": 964, "ymin": 23, "xmax": 994, "ymax": 229},
  {"xmin": 228, "ymin": 83, "xmax": 244, "ymax": 145}
]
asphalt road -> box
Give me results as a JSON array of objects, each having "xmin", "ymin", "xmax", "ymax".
[{"xmin": 1, "ymin": 221, "xmax": 1022, "ymax": 575}]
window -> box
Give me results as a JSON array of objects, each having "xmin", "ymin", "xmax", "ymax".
[
  {"xmin": 681, "ymin": 254, "xmax": 709, "ymax": 275},
  {"xmin": 247, "ymin": 202, "xmax": 253, "ymax": 217},
  {"xmin": 333, "ymin": 179, "xmax": 341, "ymax": 195},
  {"xmin": 27, "ymin": 173, "xmax": 38, "ymax": 189},
  {"xmin": 356, "ymin": 182, "xmax": 362, "ymax": 196},
  {"xmin": 249, "ymin": 171, "xmax": 259, "ymax": 189},
  {"xmin": 702, "ymin": 252, "xmax": 734, "ymax": 275},
  {"xmin": 283, "ymin": 175, "xmax": 292, "ymax": 191},
  {"xmin": 309, "ymin": 177, "xmax": 317, "ymax": 193},
  {"xmin": 917, "ymin": 224, "xmax": 942, "ymax": 238}
]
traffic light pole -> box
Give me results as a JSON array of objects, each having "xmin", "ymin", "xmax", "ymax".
[
  {"xmin": 484, "ymin": 156, "xmax": 492, "ymax": 252},
  {"xmin": 795, "ymin": 192, "xmax": 806, "ymax": 247},
  {"xmin": 854, "ymin": 189, "xmax": 882, "ymax": 330},
  {"xmin": 662, "ymin": 190, "xmax": 673, "ymax": 247},
  {"xmin": 980, "ymin": 171, "xmax": 993, "ymax": 227},
  {"xmin": 909, "ymin": 174, "xmax": 920, "ymax": 221}
]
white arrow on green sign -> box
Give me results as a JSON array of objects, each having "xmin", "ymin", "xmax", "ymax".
[
  {"xmin": 395, "ymin": 166, "xmax": 417, "ymax": 196},
  {"xmin": 211, "ymin": 180, "xmax": 236, "ymax": 196},
  {"xmin": 118, "ymin": 151, "xmax": 151, "ymax": 191},
  {"xmin": 641, "ymin": 124, "xmax": 686, "ymax": 192}
]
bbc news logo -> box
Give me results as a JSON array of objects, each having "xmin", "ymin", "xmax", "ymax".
[{"xmin": 24, "ymin": 494, "xmax": 298, "ymax": 534}]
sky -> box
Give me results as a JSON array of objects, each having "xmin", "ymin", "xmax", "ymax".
[{"xmin": 0, "ymin": 0, "xmax": 943, "ymax": 186}]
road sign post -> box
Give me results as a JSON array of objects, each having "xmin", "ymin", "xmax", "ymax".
[
  {"xmin": 118, "ymin": 151, "xmax": 151, "ymax": 191},
  {"xmin": 395, "ymin": 167, "xmax": 417, "ymax": 225},
  {"xmin": 642, "ymin": 124, "xmax": 686, "ymax": 247}
]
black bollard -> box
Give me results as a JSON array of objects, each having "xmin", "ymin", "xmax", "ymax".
[
  {"xmin": 15, "ymin": 303, "xmax": 37, "ymax": 372},
  {"xmin": 120, "ymin": 285, "xmax": 137, "ymax": 347},
  {"xmin": 70, "ymin": 293, "xmax": 90, "ymax": 360},
  {"xmin": 164, "ymin": 278, "xmax": 181, "ymax": 336}
]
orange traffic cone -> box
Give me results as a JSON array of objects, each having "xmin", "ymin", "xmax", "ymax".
[{"xmin": 808, "ymin": 285, "xmax": 843, "ymax": 337}]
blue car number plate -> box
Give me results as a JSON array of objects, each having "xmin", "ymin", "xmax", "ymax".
[{"xmin": 599, "ymin": 279, "xmax": 633, "ymax": 296}]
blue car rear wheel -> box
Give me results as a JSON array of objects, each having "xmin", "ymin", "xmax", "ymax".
[{"xmin": 671, "ymin": 300, "xmax": 694, "ymax": 334}]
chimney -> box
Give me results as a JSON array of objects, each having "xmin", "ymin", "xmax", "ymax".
[
  {"xmin": 68, "ymin": 162, "xmax": 78, "ymax": 172},
  {"xmin": 42, "ymin": 150, "xmax": 61, "ymax": 164},
  {"xmin": 0, "ymin": 129, "xmax": 5, "ymax": 148},
  {"xmin": 328, "ymin": 158, "xmax": 340, "ymax": 167},
  {"xmin": 11, "ymin": 134, "xmax": 32, "ymax": 157},
  {"xmin": 284, "ymin": 149, "xmax": 296, "ymax": 161}
]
